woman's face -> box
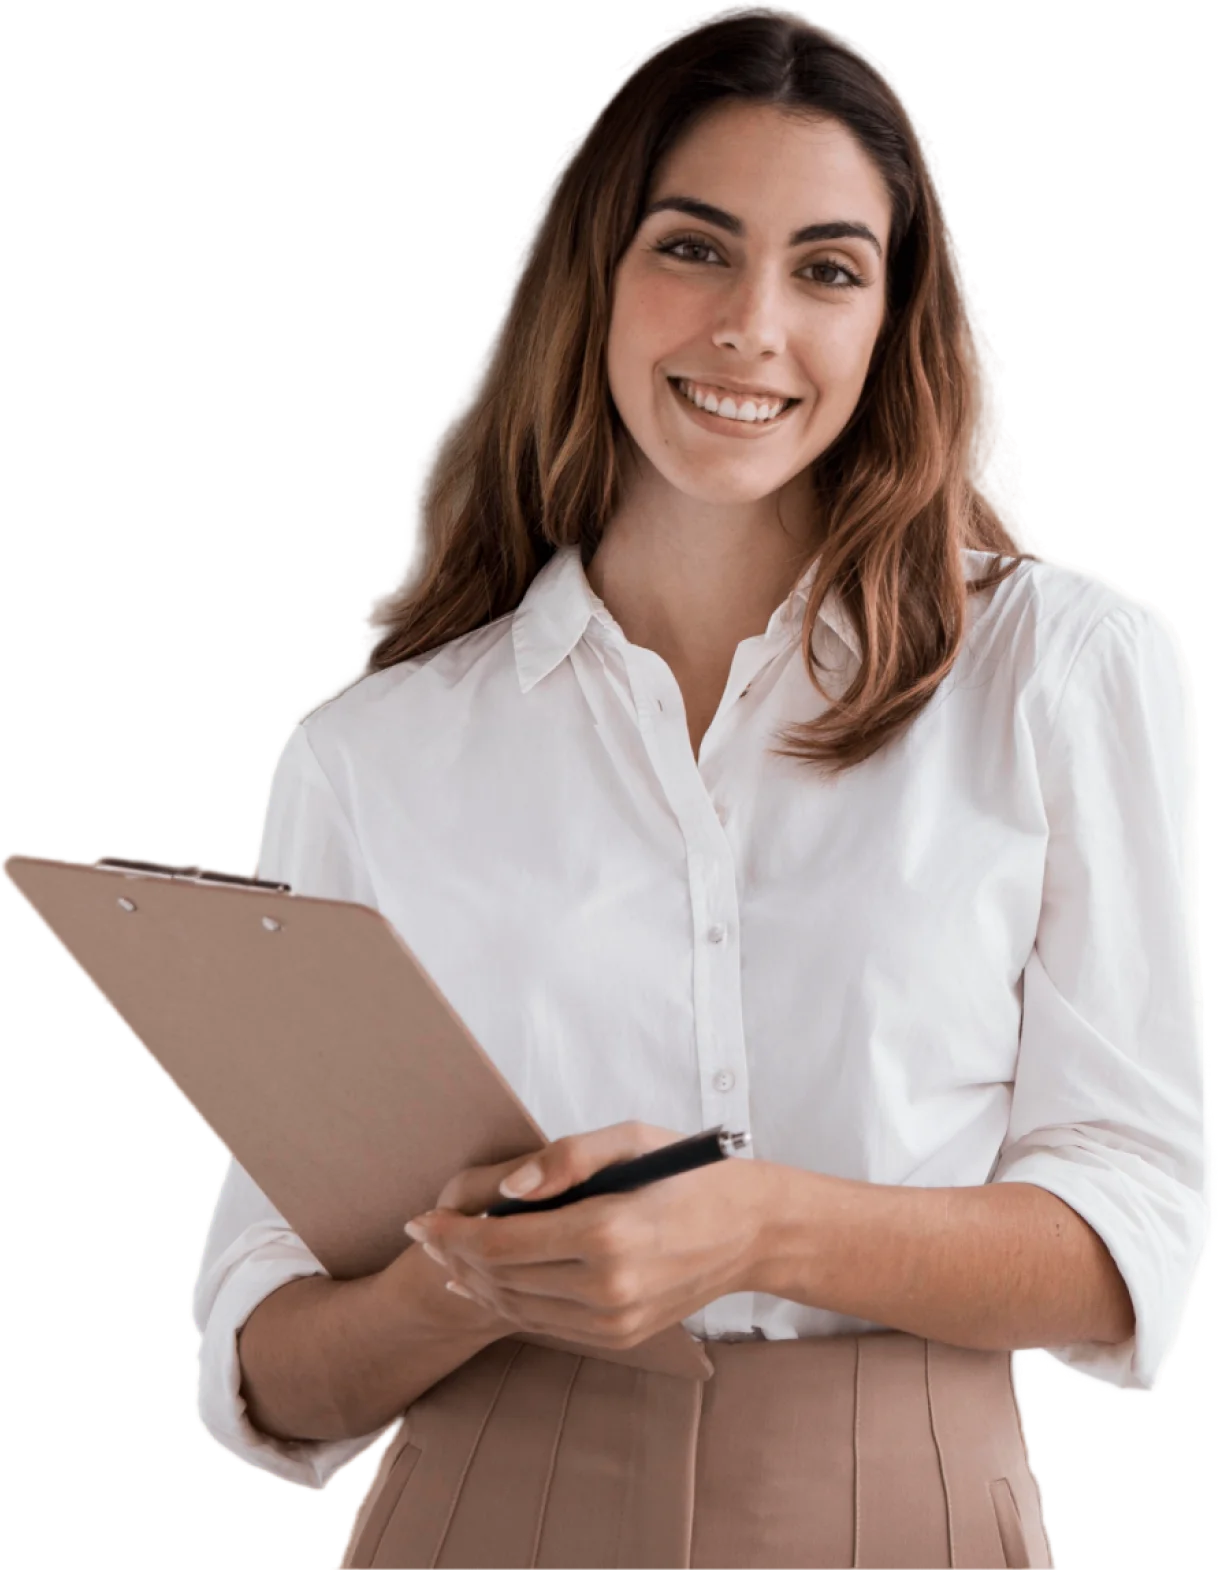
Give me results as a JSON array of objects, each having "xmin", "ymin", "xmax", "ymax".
[{"xmin": 606, "ymin": 102, "xmax": 892, "ymax": 510}]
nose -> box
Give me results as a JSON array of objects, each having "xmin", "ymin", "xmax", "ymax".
[{"xmin": 710, "ymin": 266, "xmax": 790, "ymax": 360}]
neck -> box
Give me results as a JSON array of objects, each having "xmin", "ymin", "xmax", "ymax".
[{"xmin": 585, "ymin": 466, "xmax": 824, "ymax": 680}]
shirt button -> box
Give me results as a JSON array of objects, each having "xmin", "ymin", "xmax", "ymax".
[
  {"xmin": 707, "ymin": 923, "xmax": 726, "ymax": 943},
  {"xmin": 713, "ymin": 1069, "xmax": 735, "ymax": 1092}
]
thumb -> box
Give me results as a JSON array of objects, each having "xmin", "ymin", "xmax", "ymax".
[{"xmin": 499, "ymin": 1119, "xmax": 685, "ymax": 1199}]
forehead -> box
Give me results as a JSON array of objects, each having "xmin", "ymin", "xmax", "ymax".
[{"xmin": 650, "ymin": 102, "xmax": 891, "ymax": 250}]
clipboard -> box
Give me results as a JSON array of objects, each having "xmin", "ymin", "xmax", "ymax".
[{"xmin": 5, "ymin": 853, "xmax": 714, "ymax": 1382}]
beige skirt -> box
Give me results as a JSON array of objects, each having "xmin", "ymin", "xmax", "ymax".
[{"xmin": 340, "ymin": 1328, "xmax": 1053, "ymax": 1568}]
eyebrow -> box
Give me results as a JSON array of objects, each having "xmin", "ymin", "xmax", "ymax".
[{"xmin": 640, "ymin": 195, "xmax": 884, "ymax": 260}]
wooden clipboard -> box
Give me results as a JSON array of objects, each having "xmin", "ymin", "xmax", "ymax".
[{"xmin": 5, "ymin": 853, "xmax": 714, "ymax": 1382}]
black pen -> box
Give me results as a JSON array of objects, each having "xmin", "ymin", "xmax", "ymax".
[{"xmin": 480, "ymin": 1124, "xmax": 751, "ymax": 1217}]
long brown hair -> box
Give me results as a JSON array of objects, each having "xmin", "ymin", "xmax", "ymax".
[{"xmin": 363, "ymin": 7, "xmax": 1040, "ymax": 776}]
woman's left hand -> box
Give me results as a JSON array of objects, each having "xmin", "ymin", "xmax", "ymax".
[{"xmin": 405, "ymin": 1120, "xmax": 773, "ymax": 1349}]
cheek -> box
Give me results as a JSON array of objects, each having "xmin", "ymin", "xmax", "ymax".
[
  {"xmin": 805, "ymin": 313, "xmax": 882, "ymax": 402},
  {"xmin": 609, "ymin": 273, "xmax": 704, "ymax": 369}
]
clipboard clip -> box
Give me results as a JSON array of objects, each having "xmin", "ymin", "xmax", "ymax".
[{"xmin": 95, "ymin": 857, "xmax": 292, "ymax": 893}]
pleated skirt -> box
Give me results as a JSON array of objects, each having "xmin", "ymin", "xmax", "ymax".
[{"xmin": 340, "ymin": 1328, "xmax": 1053, "ymax": 1569}]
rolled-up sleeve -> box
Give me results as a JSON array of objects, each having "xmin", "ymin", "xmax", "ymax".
[
  {"xmin": 192, "ymin": 721, "xmax": 395, "ymax": 1486},
  {"xmin": 991, "ymin": 602, "xmax": 1209, "ymax": 1389}
]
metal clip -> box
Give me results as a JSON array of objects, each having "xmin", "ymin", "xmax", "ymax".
[{"xmin": 95, "ymin": 857, "xmax": 292, "ymax": 893}]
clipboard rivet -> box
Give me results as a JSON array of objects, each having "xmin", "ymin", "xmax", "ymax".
[
  {"xmin": 262, "ymin": 916, "xmax": 282, "ymax": 931},
  {"xmin": 117, "ymin": 897, "xmax": 136, "ymax": 912}
]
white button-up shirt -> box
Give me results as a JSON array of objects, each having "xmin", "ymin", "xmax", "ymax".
[{"xmin": 193, "ymin": 542, "xmax": 1207, "ymax": 1488}]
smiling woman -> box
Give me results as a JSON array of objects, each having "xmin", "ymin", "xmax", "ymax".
[
  {"xmin": 189, "ymin": 7, "xmax": 1206, "ymax": 1570},
  {"xmin": 358, "ymin": 9, "xmax": 1044, "ymax": 779}
]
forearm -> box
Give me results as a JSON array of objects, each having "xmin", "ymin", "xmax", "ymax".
[
  {"xmin": 748, "ymin": 1164, "xmax": 1136, "ymax": 1353},
  {"xmin": 237, "ymin": 1242, "xmax": 511, "ymax": 1444}
]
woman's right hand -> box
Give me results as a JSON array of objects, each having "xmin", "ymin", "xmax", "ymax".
[{"xmin": 397, "ymin": 1151, "xmax": 553, "ymax": 1336}]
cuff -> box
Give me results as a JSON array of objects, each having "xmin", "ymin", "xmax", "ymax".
[{"xmin": 991, "ymin": 1141, "xmax": 1208, "ymax": 1390}]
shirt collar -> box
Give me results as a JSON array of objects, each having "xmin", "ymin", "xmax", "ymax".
[{"xmin": 511, "ymin": 542, "xmax": 861, "ymax": 694}]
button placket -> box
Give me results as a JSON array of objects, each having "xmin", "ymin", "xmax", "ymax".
[
  {"xmin": 697, "ymin": 828, "xmax": 753, "ymax": 1337},
  {"xmin": 617, "ymin": 641, "xmax": 756, "ymax": 1340}
]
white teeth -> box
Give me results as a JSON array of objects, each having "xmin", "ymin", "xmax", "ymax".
[{"xmin": 676, "ymin": 379, "xmax": 788, "ymax": 423}]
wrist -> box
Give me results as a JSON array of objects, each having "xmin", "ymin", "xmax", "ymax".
[
  {"xmin": 737, "ymin": 1161, "xmax": 803, "ymax": 1293},
  {"xmin": 741, "ymin": 1159, "xmax": 820, "ymax": 1298}
]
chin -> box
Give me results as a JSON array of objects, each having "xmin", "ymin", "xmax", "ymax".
[{"xmin": 658, "ymin": 465, "xmax": 795, "ymax": 505}]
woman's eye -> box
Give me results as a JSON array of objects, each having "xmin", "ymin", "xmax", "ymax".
[
  {"xmin": 651, "ymin": 235, "xmax": 863, "ymax": 289},
  {"xmin": 654, "ymin": 236, "xmax": 719, "ymax": 265},
  {"xmin": 804, "ymin": 260, "xmax": 863, "ymax": 288}
]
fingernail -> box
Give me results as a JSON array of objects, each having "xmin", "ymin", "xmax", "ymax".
[{"xmin": 500, "ymin": 1162, "xmax": 542, "ymax": 1197}]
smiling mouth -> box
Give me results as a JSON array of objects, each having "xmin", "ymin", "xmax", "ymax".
[{"xmin": 667, "ymin": 376, "xmax": 800, "ymax": 425}]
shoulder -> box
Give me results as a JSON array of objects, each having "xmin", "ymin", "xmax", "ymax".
[
  {"xmin": 962, "ymin": 546, "xmax": 1174, "ymax": 674},
  {"xmin": 293, "ymin": 610, "xmax": 519, "ymax": 770},
  {"xmin": 964, "ymin": 546, "xmax": 1111, "ymax": 632},
  {"xmin": 961, "ymin": 550, "xmax": 1185, "ymax": 753}
]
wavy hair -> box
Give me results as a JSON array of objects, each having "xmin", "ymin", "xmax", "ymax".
[{"xmin": 363, "ymin": 6, "xmax": 1040, "ymax": 775}]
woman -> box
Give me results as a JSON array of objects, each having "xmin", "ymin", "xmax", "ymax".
[{"xmin": 193, "ymin": 10, "xmax": 1206, "ymax": 1567}]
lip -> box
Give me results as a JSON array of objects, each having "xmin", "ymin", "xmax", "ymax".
[
  {"xmin": 667, "ymin": 376, "xmax": 798, "ymax": 435},
  {"xmin": 670, "ymin": 374, "xmax": 800, "ymax": 402}
]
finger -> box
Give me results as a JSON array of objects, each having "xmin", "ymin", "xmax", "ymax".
[
  {"xmin": 428, "ymin": 1201, "xmax": 619, "ymax": 1269},
  {"xmin": 498, "ymin": 1120, "xmax": 686, "ymax": 1202},
  {"xmin": 449, "ymin": 1270, "xmax": 636, "ymax": 1347},
  {"xmin": 448, "ymin": 1251, "xmax": 608, "ymax": 1305},
  {"xmin": 434, "ymin": 1151, "xmax": 553, "ymax": 1217}
]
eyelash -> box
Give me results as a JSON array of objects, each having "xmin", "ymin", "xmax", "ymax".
[{"xmin": 651, "ymin": 233, "xmax": 865, "ymax": 289}]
